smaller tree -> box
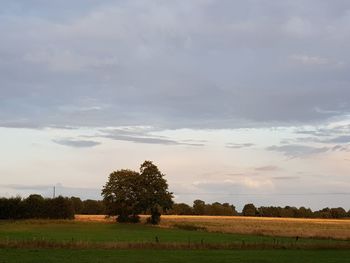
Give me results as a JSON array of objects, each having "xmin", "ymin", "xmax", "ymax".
[
  {"xmin": 314, "ymin": 207, "xmax": 332, "ymax": 218},
  {"xmin": 24, "ymin": 194, "xmax": 45, "ymax": 218},
  {"xmin": 169, "ymin": 203, "xmax": 193, "ymax": 215},
  {"xmin": 297, "ymin": 207, "xmax": 313, "ymax": 218},
  {"xmin": 70, "ymin": 197, "xmax": 83, "ymax": 214},
  {"xmin": 139, "ymin": 161, "xmax": 173, "ymax": 224},
  {"xmin": 242, "ymin": 203, "xmax": 258, "ymax": 217},
  {"xmin": 193, "ymin": 200, "xmax": 206, "ymax": 215},
  {"xmin": 281, "ymin": 206, "xmax": 298, "ymax": 218},
  {"xmin": 330, "ymin": 207, "xmax": 347, "ymax": 219}
]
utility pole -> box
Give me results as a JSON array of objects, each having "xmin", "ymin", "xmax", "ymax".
[{"xmin": 53, "ymin": 186, "xmax": 56, "ymax": 198}]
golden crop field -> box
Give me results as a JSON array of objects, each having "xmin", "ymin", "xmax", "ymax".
[{"xmin": 75, "ymin": 214, "xmax": 350, "ymax": 240}]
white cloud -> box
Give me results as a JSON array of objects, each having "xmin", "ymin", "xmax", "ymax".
[
  {"xmin": 240, "ymin": 178, "xmax": 274, "ymax": 190},
  {"xmin": 290, "ymin": 54, "xmax": 329, "ymax": 65}
]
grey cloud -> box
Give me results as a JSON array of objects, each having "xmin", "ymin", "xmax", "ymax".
[
  {"xmin": 99, "ymin": 128, "xmax": 205, "ymax": 146},
  {"xmin": 226, "ymin": 143, "xmax": 254, "ymax": 149},
  {"xmin": 327, "ymin": 135, "xmax": 350, "ymax": 144},
  {"xmin": 0, "ymin": 120, "xmax": 42, "ymax": 129},
  {"xmin": 255, "ymin": 165, "xmax": 280, "ymax": 171},
  {"xmin": 288, "ymin": 124, "xmax": 350, "ymax": 146},
  {"xmin": 267, "ymin": 144, "xmax": 329, "ymax": 157},
  {"xmin": 272, "ymin": 176, "xmax": 300, "ymax": 180},
  {"xmin": 99, "ymin": 127, "xmax": 160, "ymax": 137},
  {"xmin": 331, "ymin": 145, "xmax": 349, "ymax": 152},
  {"xmin": 1, "ymin": 1, "xmax": 350, "ymax": 129},
  {"xmin": 47, "ymin": 125, "xmax": 79, "ymax": 130},
  {"xmin": 105, "ymin": 134, "xmax": 192, "ymax": 145},
  {"xmin": 293, "ymin": 125, "xmax": 350, "ymax": 145},
  {"xmin": 294, "ymin": 136, "xmax": 323, "ymax": 143},
  {"xmin": 295, "ymin": 129, "xmax": 333, "ymax": 137},
  {"xmin": 0, "ymin": 120, "xmax": 79, "ymax": 130},
  {"xmin": 53, "ymin": 138, "xmax": 101, "ymax": 148},
  {"xmin": 297, "ymin": 124, "xmax": 350, "ymax": 137}
]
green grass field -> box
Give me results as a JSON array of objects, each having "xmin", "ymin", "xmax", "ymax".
[
  {"xmin": 0, "ymin": 220, "xmax": 298, "ymax": 244},
  {"xmin": 0, "ymin": 220, "xmax": 349, "ymax": 246},
  {"xmin": 1, "ymin": 249, "xmax": 350, "ymax": 263},
  {"xmin": 2, "ymin": 220, "xmax": 274, "ymax": 244},
  {"xmin": 0, "ymin": 220, "xmax": 349, "ymax": 262}
]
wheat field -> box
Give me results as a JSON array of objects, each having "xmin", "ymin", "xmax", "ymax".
[{"xmin": 75, "ymin": 215, "xmax": 350, "ymax": 240}]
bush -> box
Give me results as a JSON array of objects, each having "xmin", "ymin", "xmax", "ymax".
[
  {"xmin": 0, "ymin": 197, "xmax": 25, "ymax": 219},
  {"xmin": 173, "ymin": 224, "xmax": 207, "ymax": 231},
  {"xmin": 117, "ymin": 214, "xmax": 140, "ymax": 223}
]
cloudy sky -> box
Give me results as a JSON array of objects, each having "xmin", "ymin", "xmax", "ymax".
[{"xmin": 1, "ymin": 0, "xmax": 350, "ymax": 211}]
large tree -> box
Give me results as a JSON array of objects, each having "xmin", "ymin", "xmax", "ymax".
[
  {"xmin": 102, "ymin": 169, "xmax": 142, "ymax": 222},
  {"xmin": 101, "ymin": 161, "xmax": 173, "ymax": 224}
]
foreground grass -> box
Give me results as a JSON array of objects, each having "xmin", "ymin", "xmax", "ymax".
[{"xmin": 1, "ymin": 249, "xmax": 350, "ymax": 263}]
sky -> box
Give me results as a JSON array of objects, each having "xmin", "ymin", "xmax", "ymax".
[{"xmin": 1, "ymin": 0, "xmax": 350, "ymax": 211}]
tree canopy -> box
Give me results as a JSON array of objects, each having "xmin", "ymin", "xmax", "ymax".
[{"xmin": 101, "ymin": 161, "xmax": 173, "ymax": 224}]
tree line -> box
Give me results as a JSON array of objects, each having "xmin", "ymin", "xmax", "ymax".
[
  {"xmin": 166, "ymin": 201, "xmax": 350, "ymax": 219},
  {"xmin": 1, "ymin": 195, "xmax": 349, "ymax": 220},
  {"xmin": 70, "ymin": 197, "xmax": 105, "ymax": 215},
  {"xmin": 0, "ymin": 195, "xmax": 107, "ymax": 220},
  {"xmin": 0, "ymin": 195, "xmax": 74, "ymax": 220},
  {"xmin": 241, "ymin": 203, "xmax": 350, "ymax": 219},
  {"xmin": 167, "ymin": 200, "xmax": 238, "ymax": 216}
]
